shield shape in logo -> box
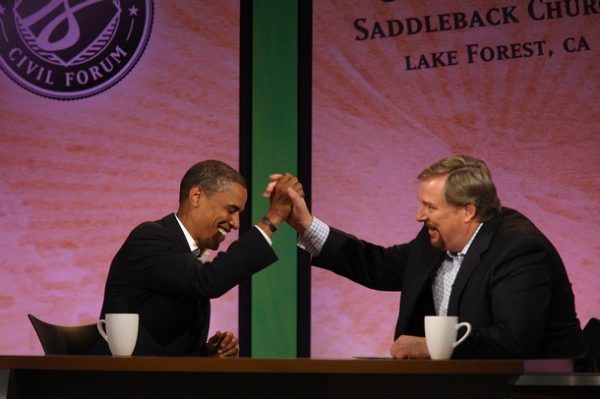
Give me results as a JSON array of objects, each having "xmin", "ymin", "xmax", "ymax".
[{"xmin": 0, "ymin": 0, "xmax": 154, "ymax": 100}]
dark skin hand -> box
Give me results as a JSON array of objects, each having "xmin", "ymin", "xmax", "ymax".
[
  {"xmin": 258, "ymin": 173, "xmax": 304, "ymax": 237},
  {"xmin": 263, "ymin": 173, "xmax": 312, "ymax": 234},
  {"xmin": 206, "ymin": 331, "xmax": 239, "ymax": 358}
]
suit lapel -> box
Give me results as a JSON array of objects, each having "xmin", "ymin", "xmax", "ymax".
[
  {"xmin": 162, "ymin": 213, "xmax": 191, "ymax": 252},
  {"xmin": 397, "ymin": 228, "xmax": 444, "ymax": 331},
  {"xmin": 447, "ymin": 216, "xmax": 501, "ymax": 315},
  {"xmin": 162, "ymin": 214, "xmax": 209, "ymax": 352}
]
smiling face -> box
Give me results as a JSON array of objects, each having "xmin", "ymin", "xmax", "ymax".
[
  {"xmin": 185, "ymin": 182, "xmax": 247, "ymax": 252},
  {"xmin": 415, "ymin": 175, "xmax": 477, "ymax": 252}
]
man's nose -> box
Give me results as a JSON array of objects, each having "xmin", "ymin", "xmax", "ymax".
[
  {"xmin": 230, "ymin": 213, "xmax": 240, "ymax": 230},
  {"xmin": 416, "ymin": 205, "xmax": 426, "ymax": 222}
]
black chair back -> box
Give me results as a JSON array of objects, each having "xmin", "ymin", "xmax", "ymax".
[
  {"xmin": 583, "ymin": 317, "xmax": 600, "ymax": 371},
  {"xmin": 27, "ymin": 313, "xmax": 100, "ymax": 355}
]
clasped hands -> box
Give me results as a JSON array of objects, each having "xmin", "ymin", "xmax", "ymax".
[
  {"xmin": 206, "ymin": 330, "xmax": 239, "ymax": 358},
  {"xmin": 261, "ymin": 173, "xmax": 312, "ymax": 234}
]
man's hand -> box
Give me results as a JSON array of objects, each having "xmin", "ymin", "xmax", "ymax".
[
  {"xmin": 206, "ymin": 331, "xmax": 239, "ymax": 358},
  {"xmin": 263, "ymin": 174, "xmax": 313, "ymax": 234},
  {"xmin": 258, "ymin": 173, "xmax": 303, "ymax": 236},
  {"xmin": 390, "ymin": 335, "xmax": 430, "ymax": 359}
]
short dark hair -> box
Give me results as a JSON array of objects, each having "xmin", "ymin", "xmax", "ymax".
[
  {"xmin": 418, "ymin": 155, "xmax": 501, "ymax": 222},
  {"xmin": 179, "ymin": 160, "xmax": 247, "ymax": 203}
]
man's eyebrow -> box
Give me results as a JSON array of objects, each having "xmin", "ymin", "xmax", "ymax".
[{"xmin": 227, "ymin": 204, "xmax": 242, "ymax": 212}]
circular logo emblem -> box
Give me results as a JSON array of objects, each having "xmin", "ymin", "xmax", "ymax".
[{"xmin": 0, "ymin": 0, "xmax": 153, "ymax": 100}]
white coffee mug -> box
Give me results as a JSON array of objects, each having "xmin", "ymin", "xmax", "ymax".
[
  {"xmin": 97, "ymin": 313, "xmax": 139, "ymax": 356},
  {"xmin": 425, "ymin": 315, "xmax": 471, "ymax": 360}
]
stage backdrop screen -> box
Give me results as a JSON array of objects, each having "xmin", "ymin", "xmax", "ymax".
[
  {"xmin": 0, "ymin": 1, "xmax": 240, "ymax": 354},
  {"xmin": 312, "ymin": 0, "xmax": 599, "ymax": 358}
]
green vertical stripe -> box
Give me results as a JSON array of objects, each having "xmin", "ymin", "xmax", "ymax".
[{"xmin": 251, "ymin": 0, "xmax": 298, "ymax": 357}]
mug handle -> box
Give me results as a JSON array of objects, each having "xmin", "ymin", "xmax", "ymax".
[
  {"xmin": 453, "ymin": 321, "xmax": 472, "ymax": 348},
  {"xmin": 97, "ymin": 319, "xmax": 109, "ymax": 342}
]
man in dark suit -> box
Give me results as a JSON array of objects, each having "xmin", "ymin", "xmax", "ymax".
[
  {"xmin": 275, "ymin": 155, "xmax": 591, "ymax": 368},
  {"xmin": 99, "ymin": 160, "xmax": 301, "ymax": 356}
]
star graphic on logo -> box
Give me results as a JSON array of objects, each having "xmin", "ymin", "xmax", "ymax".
[{"xmin": 128, "ymin": 5, "xmax": 139, "ymax": 16}]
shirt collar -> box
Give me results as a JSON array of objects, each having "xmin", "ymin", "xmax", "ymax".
[
  {"xmin": 447, "ymin": 222, "xmax": 483, "ymax": 259},
  {"xmin": 174, "ymin": 213, "xmax": 198, "ymax": 253}
]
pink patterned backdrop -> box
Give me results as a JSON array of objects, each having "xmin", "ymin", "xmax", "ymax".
[
  {"xmin": 311, "ymin": 0, "xmax": 600, "ymax": 357},
  {"xmin": 0, "ymin": 1, "xmax": 240, "ymax": 354}
]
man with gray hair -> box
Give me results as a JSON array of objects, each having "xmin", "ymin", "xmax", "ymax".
[{"xmin": 276, "ymin": 155, "xmax": 592, "ymax": 369}]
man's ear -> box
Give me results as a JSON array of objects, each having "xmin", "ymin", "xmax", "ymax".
[
  {"xmin": 189, "ymin": 186, "xmax": 204, "ymax": 207},
  {"xmin": 464, "ymin": 203, "xmax": 477, "ymax": 222}
]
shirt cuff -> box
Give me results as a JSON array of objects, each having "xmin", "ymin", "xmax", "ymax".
[
  {"xmin": 297, "ymin": 217, "xmax": 329, "ymax": 257},
  {"xmin": 254, "ymin": 225, "xmax": 273, "ymax": 246}
]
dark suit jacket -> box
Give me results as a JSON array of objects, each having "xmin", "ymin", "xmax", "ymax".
[
  {"xmin": 312, "ymin": 208, "xmax": 590, "ymax": 362},
  {"xmin": 98, "ymin": 213, "xmax": 277, "ymax": 355}
]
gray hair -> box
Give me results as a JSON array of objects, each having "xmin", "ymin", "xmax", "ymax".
[{"xmin": 418, "ymin": 155, "xmax": 501, "ymax": 222}]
